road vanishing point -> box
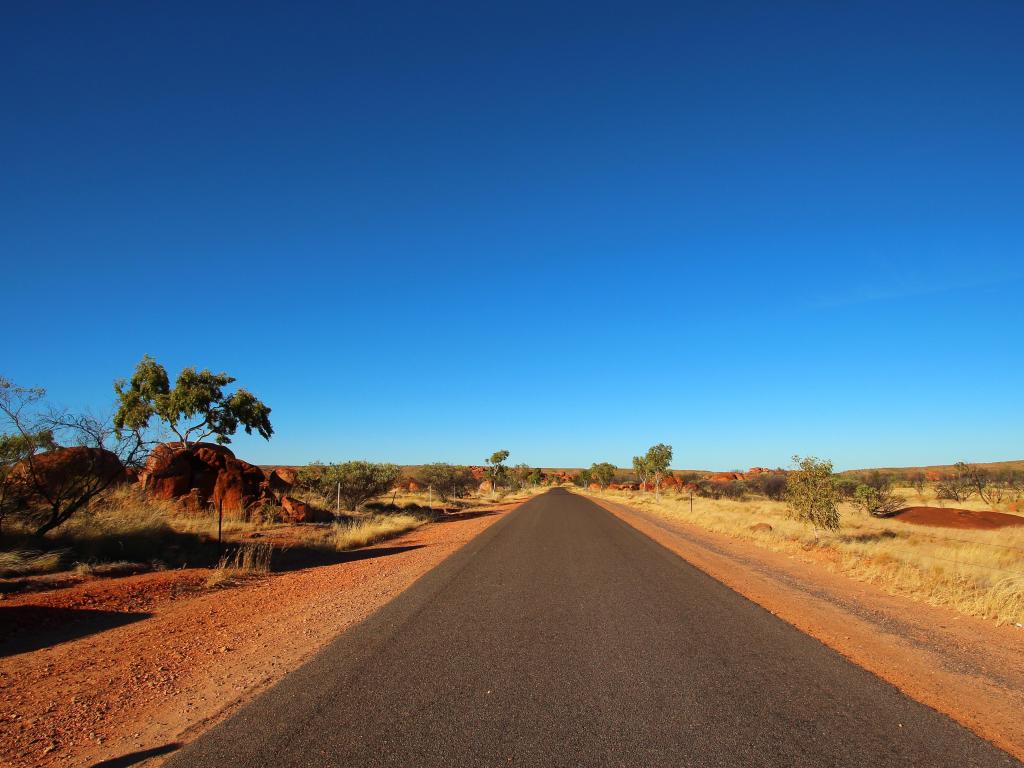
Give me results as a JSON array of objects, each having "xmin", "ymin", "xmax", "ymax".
[{"xmin": 166, "ymin": 489, "xmax": 1020, "ymax": 767}]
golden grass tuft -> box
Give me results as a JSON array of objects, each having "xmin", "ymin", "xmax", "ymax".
[
  {"xmin": 330, "ymin": 514, "xmax": 424, "ymax": 551},
  {"xmin": 0, "ymin": 549, "xmax": 65, "ymax": 577},
  {"xmin": 206, "ymin": 540, "xmax": 275, "ymax": 588}
]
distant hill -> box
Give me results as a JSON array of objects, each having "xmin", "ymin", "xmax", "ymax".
[{"xmin": 838, "ymin": 459, "xmax": 1024, "ymax": 476}]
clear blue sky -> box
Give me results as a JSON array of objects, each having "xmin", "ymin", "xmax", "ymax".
[{"xmin": 3, "ymin": 2, "xmax": 1021, "ymax": 471}]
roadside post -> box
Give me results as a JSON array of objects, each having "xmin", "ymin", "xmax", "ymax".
[{"xmin": 217, "ymin": 498, "xmax": 224, "ymax": 557}]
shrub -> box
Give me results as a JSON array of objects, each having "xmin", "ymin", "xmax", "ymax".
[
  {"xmin": 417, "ymin": 463, "xmax": 476, "ymax": 502},
  {"xmin": 748, "ymin": 473, "xmax": 787, "ymax": 500},
  {"xmin": 834, "ymin": 477, "xmax": 859, "ymax": 499},
  {"xmin": 936, "ymin": 464, "xmax": 975, "ymax": 502},
  {"xmin": 298, "ymin": 461, "xmax": 401, "ymax": 512},
  {"xmin": 852, "ymin": 484, "xmax": 906, "ymax": 517},
  {"xmin": 719, "ymin": 480, "xmax": 748, "ymax": 500},
  {"xmin": 785, "ymin": 455, "xmax": 840, "ymax": 531}
]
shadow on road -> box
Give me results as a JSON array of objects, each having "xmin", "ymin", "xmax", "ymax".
[
  {"xmin": 0, "ymin": 606, "xmax": 152, "ymax": 657},
  {"xmin": 432, "ymin": 509, "xmax": 500, "ymax": 524},
  {"xmin": 270, "ymin": 543, "xmax": 426, "ymax": 572},
  {"xmin": 90, "ymin": 742, "xmax": 181, "ymax": 767}
]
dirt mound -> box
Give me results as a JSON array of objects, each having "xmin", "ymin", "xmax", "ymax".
[{"xmin": 893, "ymin": 506, "xmax": 1024, "ymax": 530}]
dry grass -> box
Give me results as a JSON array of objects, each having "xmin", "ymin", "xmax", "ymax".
[
  {"xmin": 329, "ymin": 514, "xmax": 425, "ymax": 551},
  {"xmin": 586, "ymin": 486, "xmax": 1024, "ymax": 626},
  {"xmin": 0, "ymin": 549, "xmax": 66, "ymax": 577},
  {"xmin": 206, "ymin": 540, "xmax": 275, "ymax": 588}
]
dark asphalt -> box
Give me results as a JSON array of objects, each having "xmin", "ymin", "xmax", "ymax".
[{"xmin": 165, "ymin": 489, "xmax": 1020, "ymax": 767}]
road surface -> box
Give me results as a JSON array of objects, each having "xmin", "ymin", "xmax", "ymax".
[{"xmin": 166, "ymin": 489, "xmax": 1019, "ymax": 767}]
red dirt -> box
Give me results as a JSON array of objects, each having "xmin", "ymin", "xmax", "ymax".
[
  {"xmin": 0, "ymin": 502, "xmax": 520, "ymax": 768},
  {"xmin": 894, "ymin": 506, "xmax": 1024, "ymax": 530}
]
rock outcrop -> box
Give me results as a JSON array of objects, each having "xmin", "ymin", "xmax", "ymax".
[
  {"xmin": 279, "ymin": 495, "xmax": 331, "ymax": 523},
  {"xmin": 140, "ymin": 442, "xmax": 271, "ymax": 513},
  {"xmin": 9, "ymin": 446, "xmax": 126, "ymax": 500},
  {"xmin": 267, "ymin": 467, "xmax": 299, "ymax": 493}
]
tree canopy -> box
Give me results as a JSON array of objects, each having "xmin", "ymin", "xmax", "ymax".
[
  {"xmin": 590, "ymin": 462, "xmax": 616, "ymax": 489},
  {"xmin": 114, "ymin": 355, "xmax": 272, "ymax": 447}
]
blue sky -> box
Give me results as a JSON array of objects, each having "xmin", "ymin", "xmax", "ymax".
[{"xmin": 2, "ymin": 2, "xmax": 1021, "ymax": 470}]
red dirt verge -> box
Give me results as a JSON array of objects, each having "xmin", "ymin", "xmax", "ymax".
[
  {"xmin": 0, "ymin": 502, "xmax": 521, "ymax": 768},
  {"xmin": 893, "ymin": 506, "xmax": 1024, "ymax": 530}
]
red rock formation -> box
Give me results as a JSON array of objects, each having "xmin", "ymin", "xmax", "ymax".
[
  {"xmin": 140, "ymin": 442, "xmax": 270, "ymax": 513},
  {"xmin": 281, "ymin": 495, "xmax": 312, "ymax": 523},
  {"xmin": 478, "ymin": 479, "xmax": 493, "ymax": 493},
  {"xmin": 9, "ymin": 446, "xmax": 125, "ymax": 501},
  {"xmin": 267, "ymin": 467, "xmax": 298, "ymax": 493}
]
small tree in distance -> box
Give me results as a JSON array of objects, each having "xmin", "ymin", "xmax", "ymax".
[
  {"xmin": 591, "ymin": 462, "xmax": 616, "ymax": 489},
  {"xmin": 632, "ymin": 455, "xmax": 651, "ymax": 491},
  {"xmin": 785, "ymin": 455, "xmax": 840, "ymax": 531},
  {"xmin": 485, "ymin": 450, "xmax": 510, "ymax": 492},
  {"xmin": 114, "ymin": 355, "xmax": 272, "ymax": 447},
  {"xmin": 645, "ymin": 444, "xmax": 673, "ymax": 495}
]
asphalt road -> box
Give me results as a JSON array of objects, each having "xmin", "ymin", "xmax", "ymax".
[{"xmin": 165, "ymin": 489, "xmax": 1020, "ymax": 767}]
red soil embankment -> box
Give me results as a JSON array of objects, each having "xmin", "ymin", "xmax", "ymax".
[{"xmin": 893, "ymin": 506, "xmax": 1024, "ymax": 530}]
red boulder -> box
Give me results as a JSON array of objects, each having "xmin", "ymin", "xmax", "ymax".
[
  {"xmin": 9, "ymin": 446, "xmax": 125, "ymax": 501},
  {"xmin": 140, "ymin": 442, "xmax": 269, "ymax": 513}
]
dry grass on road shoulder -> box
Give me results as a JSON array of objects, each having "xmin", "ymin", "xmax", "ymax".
[
  {"xmin": 329, "ymin": 514, "xmax": 426, "ymax": 550},
  {"xmin": 584, "ymin": 488, "xmax": 1024, "ymax": 626}
]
